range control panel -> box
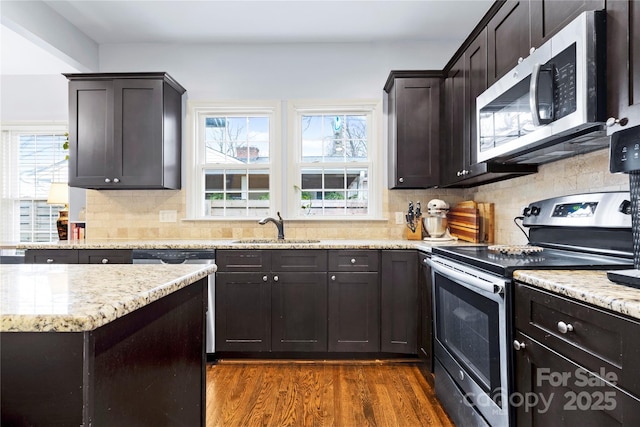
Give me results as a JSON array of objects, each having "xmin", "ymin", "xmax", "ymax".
[
  {"xmin": 552, "ymin": 202, "xmax": 598, "ymax": 217},
  {"xmin": 610, "ymin": 125, "xmax": 640, "ymax": 173}
]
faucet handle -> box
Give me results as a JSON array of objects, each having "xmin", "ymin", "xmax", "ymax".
[{"xmin": 277, "ymin": 211, "xmax": 283, "ymax": 221}]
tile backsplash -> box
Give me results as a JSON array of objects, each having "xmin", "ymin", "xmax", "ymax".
[{"xmin": 84, "ymin": 149, "xmax": 628, "ymax": 243}]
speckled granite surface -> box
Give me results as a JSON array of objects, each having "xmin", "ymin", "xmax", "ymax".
[
  {"xmin": 514, "ymin": 270, "xmax": 640, "ymax": 320},
  {"xmin": 0, "ymin": 264, "xmax": 216, "ymax": 332},
  {"xmin": 15, "ymin": 238, "xmax": 466, "ymax": 251}
]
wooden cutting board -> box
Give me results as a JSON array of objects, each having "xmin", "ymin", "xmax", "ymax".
[{"xmin": 447, "ymin": 201, "xmax": 494, "ymax": 243}]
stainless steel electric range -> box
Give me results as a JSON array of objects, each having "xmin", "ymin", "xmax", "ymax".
[{"xmin": 429, "ymin": 192, "xmax": 634, "ymax": 427}]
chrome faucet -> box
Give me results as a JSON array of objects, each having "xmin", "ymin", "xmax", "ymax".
[{"xmin": 259, "ymin": 212, "xmax": 285, "ymax": 240}]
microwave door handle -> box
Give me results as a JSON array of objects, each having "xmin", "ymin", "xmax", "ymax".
[{"xmin": 529, "ymin": 63, "xmax": 543, "ymax": 127}]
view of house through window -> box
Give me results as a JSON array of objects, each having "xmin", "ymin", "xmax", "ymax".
[
  {"xmin": 298, "ymin": 113, "xmax": 369, "ymax": 216},
  {"xmin": 0, "ymin": 128, "xmax": 68, "ymax": 242},
  {"xmin": 202, "ymin": 115, "xmax": 272, "ymax": 217}
]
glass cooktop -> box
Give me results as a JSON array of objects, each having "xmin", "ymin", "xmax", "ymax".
[{"xmin": 432, "ymin": 245, "xmax": 633, "ymax": 277}]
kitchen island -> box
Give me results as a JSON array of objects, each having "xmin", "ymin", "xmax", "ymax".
[{"xmin": 1, "ymin": 263, "xmax": 216, "ymax": 426}]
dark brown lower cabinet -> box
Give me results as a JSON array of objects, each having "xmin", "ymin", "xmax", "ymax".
[
  {"xmin": 328, "ymin": 272, "xmax": 380, "ymax": 352},
  {"xmin": 381, "ymin": 250, "xmax": 418, "ymax": 354},
  {"xmin": 272, "ymin": 272, "xmax": 327, "ymax": 352},
  {"xmin": 24, "ymin": 249, "xmax": 133, "ymax": 264},
  {"xmin": 215, "ymin": 272, "xmax": 271, "ymax": 352},
  {"xmin": 514, "ymin": 331, "xmax": 640, "ymax": 427}
]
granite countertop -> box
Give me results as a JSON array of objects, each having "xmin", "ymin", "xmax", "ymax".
[
  {"xmin": 0, "ymin": 263, "xmax": 217, "ymax": 333},
  {"xmin": 15, "ymin": 238, "xmax": 468, "ymax": 252},
  {"xmin": 514, "ymin": 270, "xmax": 640, "ymax": 321}
]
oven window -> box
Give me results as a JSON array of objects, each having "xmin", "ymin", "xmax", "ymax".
[{"xmin": 434, "ymin": 273, "xmax": 501, "ymax": 394}]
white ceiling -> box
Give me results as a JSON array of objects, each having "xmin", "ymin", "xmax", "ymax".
[{"xmin": 2, "ymin": 0, "xmax": 494, "ymax": 75}]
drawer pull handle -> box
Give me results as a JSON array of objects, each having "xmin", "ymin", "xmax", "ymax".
[
  {"xmin": 350, "ymin": 258, "xmax": 356, "ymax": 264},
  {"xmin": 557, "ymin": 321, "xmax": 574, "ymax": 334},
  {"xmin": 46, "ymin": 258, "xmax": 54, "ymax": 264},
  {"xmin": 513, "ymin": 340, "xmax": 526, "ymax": 351},
  {"xmin": 101, "ymin": 258, "xmax": 109, "ymax": 264}
]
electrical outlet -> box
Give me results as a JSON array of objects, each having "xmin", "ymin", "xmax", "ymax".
[
  {"xmin": 159, "ymin": 210, "xmax": 177, "ymax": 223},
  {"xmin": 395, "ymin": 212, "xmax": 404, "ymax": 225}
]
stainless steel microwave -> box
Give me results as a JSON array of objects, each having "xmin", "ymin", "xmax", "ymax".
[{"xmin": 476, "ymin": 10, "xmax": 607, "ymax": 164}]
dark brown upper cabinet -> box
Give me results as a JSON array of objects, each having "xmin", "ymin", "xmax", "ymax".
[
  {"xmin": 385, "ymin": 71, "xmax": 442, "ymax": 189},
  {"xmin": 606, "ymin": 0, "xmax": 640, "ymax": 134},
  {"xmin": 487, "ymin": 0, "xmax": 531, "ymax": 85},
  {"xmin": 530, "ymin": 0, "xmax": 605, "ymax": 48},
  {"xmin": 65, "ymin": 72, "xmax": 185, "ymax": 189}
]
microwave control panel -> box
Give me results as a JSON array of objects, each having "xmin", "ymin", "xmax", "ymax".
[{"xmin": 610, "ymin": 126, "xmax": 640, "ymax": 173}]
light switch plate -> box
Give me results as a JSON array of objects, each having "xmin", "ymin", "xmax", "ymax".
[
  {"xmin": 159, "ymin": 210, "xmax": 177, "ymax": 223},
  {"xmin": 395, "ymin": 212, "xmax": 404, "ymax": 224}
]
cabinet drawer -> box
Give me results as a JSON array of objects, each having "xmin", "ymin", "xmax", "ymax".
[
  {"xmin": 24, "ymin": 250, "xmax": 79, "ymax": 264},
  {"xmin": 216, "ymin": 250, "xmax": 271, "ymax": 272},
  {"xmin": 328, "ymin": 250, "xmax": 379, "ymax": 272},
  {"xmin": 78, "ymin": 249, "xmax": 132, "ymax": 264},
  {"xmin": 271, "ymin": 250, "xmax": 327, "ymax": 272},
  {"xmin": 515, "ymin": 282, "xmax": 640, "ymax": 397}
]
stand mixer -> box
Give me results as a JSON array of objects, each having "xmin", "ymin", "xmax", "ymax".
[{"xmin": 423, "ymin": 199, "xmax": 456, "ymax": 241}]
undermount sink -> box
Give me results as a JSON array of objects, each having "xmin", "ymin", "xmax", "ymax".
[{"xmin": 231, "ymin": 239, "xmax": 321, "ymax": 244}]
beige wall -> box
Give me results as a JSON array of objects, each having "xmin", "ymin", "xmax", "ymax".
[{"xmin": 84, "ymin": 149, "xmax": 628, "ymax": 243}]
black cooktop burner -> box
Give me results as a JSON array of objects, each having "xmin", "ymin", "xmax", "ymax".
[{"xmin": 432, "ymin": 245, "xmax": 634, "ymax": 277}]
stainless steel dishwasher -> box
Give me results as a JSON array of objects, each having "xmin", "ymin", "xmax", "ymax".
[{"xmin": 132, "ymin": 249, "xmax": 216, "ymax": 354}]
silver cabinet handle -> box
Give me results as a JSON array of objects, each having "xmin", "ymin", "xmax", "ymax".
[
  {"xmin": 331, "ymin": 275, "xmax": 336, "ymax": 281},
  {"xmin": 273, "ymin": 275, "xmax": 279, "ymax": 282},
  {"xmin": 350, "ymin": 258, "xmax": 356, "ymax": 264},
  {"xmin": 46, "ymin": 258, "xmax": 54, "ymax": 264},
  {"xmin": 104, "ymin": 178, "xmax": 111, "ymax": 183},
  {"xmin": 101, "ymin": 258, "xmax": 109, "ymax": 264},
  {"xmin": 513, "ymin": 340, "xmax": 526, "ymax": 351},
  {"xmin": 263, "ymin": 275, "xmax": 268, "ymax": 282},
  {"xmin": 113, "ymin": 178, "xmax": 120, "ymax": 183},
  {"xmin": 557, "ymin": 321, "xmax": 574, "ymax": 334},
  {"xmin": 398, "ymin": 177, "xmax": 404, "ymax": 183},
  {"xmin": 607, "ymin": 117, "xmax": 629, "ymax": 127}
]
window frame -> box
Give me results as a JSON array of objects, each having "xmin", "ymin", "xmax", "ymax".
[
  {"xmin": 286, "ymin": 99, "xmax": 383, "ymax": 220},
  {"xmin": 186, "ymin": 101, "xmax": 282, "ymax": 220},
  {"xmin": 1, "ymin": 123, "xmax": 69, "ymax": 242}
]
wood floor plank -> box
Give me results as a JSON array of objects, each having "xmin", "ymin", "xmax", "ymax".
[{"xmin": 206, "ymin": 361, "xmax": 454, "ymax": 427}]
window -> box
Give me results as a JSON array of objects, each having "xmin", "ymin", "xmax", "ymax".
[
  {"xmin": 287, "ymin": 100, "xmax": 382, "ymax": 219},
  {"xmin": 0, "ymin": 125, "xmax": 68, "ymax": 242},
  {"xmin": 187, "ymin": 102, "xmax": 281, "ymax": 219},
  {"xmin": 187, "ymin": 100, "xmax": 381, "ymax": 220}
]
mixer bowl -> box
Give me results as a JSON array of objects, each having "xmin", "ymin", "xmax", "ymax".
[{"xmin": 423, "ymin": 215, "xmax": 448, "ymax": 238}]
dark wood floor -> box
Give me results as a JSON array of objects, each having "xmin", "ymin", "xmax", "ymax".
[{"xmin": 206, "ymin": 360, "xmax": 454, "ymax": 427}]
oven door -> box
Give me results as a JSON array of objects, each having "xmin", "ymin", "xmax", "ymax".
[{"xmin": 429, "ymin": 256, "xmax": 511, "ymax": 427}]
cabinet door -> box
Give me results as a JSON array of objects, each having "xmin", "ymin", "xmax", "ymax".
[
  {"xmin": 78, "ymin": 249, "xmax": 132, "ymax": 264},
  {"xmin": 443, "ymin": 56, "xmax": 467, "ymax": 184},
  {"xmin": 466, "ymin": 29, "xmax": 488, "ymax": 169},
  {"xmin": 418, "ymin": 253, "xmax": 432, "ymax": 372},
  {"xmin": 24, "ymin": 249, "xmax": 79, "ymax": 264},
  {"xmin": 388, "ymin": 77, "xmax": 441, "ymax": 189},
  {"xmin": 530, "ymin": 0, "xmax": 604, "ymax": 48},
  {"xmin": 328, "ymin": 272, "xmax": 380, "ymax": 352},
  {"xmin": 215, "ymin": 272, "xmax": 271, "ymax": 352},
  {"xmin": 607, "ymin": 0, "xmax": 640, "ymax": 134},
  {"xmin": 514, "ymin": 332, "xmax": 640, "ymax": 427},
  {"xmin": 271, "ymin": 272, "xmax": 327, "ymax": 352},
  {"xmin": 487, "ymin": 0, "xmax": 531, "ymax": 85},
  {"xmin": 68, "ymin": 80, "xmax": 114, "ymax": 188},
  {"xmin": 381, "ymin": 250, "xmax": 418, "ymax": 354},
  {"xmin": 113, "ymin": 79, "xmax": 164, "ymax": 187}
]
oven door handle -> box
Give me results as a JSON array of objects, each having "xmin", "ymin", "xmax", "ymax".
[{"xmin": 428, "ymin": 259, "xmax": 505, "ymax": 295}]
